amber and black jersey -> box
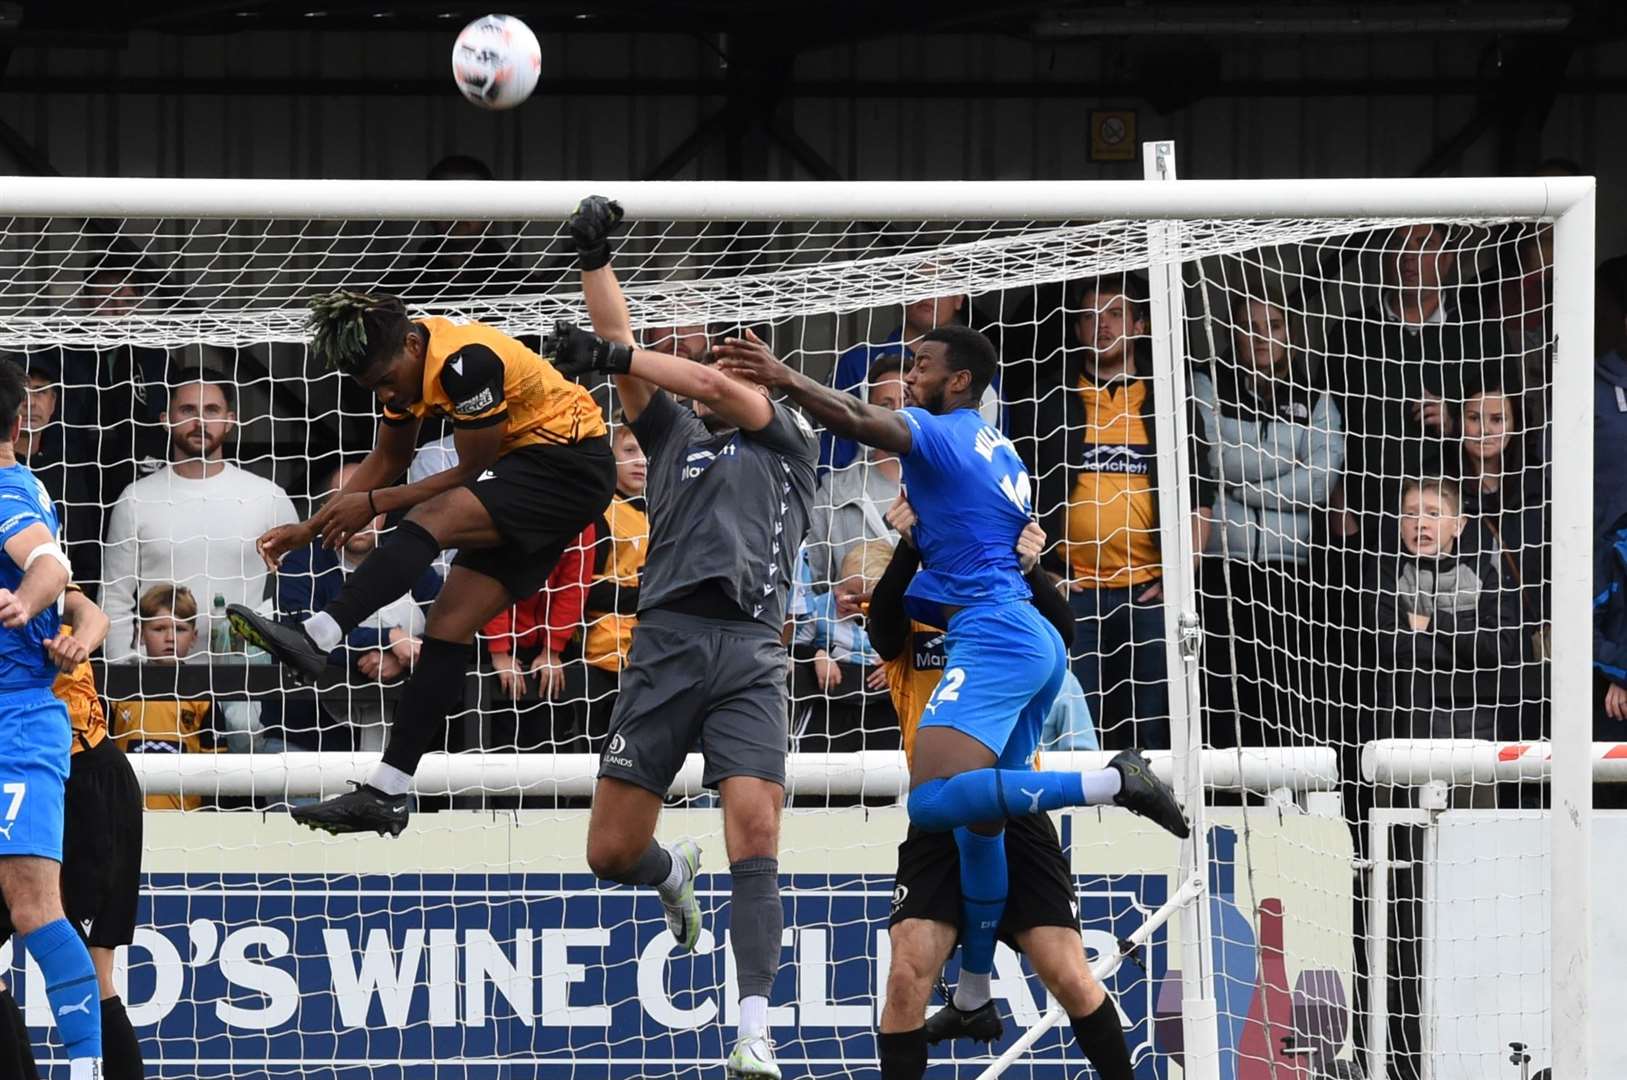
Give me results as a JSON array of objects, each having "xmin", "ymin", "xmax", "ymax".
[
  {"xmin": 381, "ymin": 316, "xmax": 607, "ymax": 453},
  {"xmin": 867, "ymin": 539, "xmax": 1075, "ymax": 765},
  {"xmin": 53, "ymin": 610, "xmax": 108, "ymax": 756}
]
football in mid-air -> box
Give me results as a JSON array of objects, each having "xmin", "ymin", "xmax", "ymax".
[{"xmin": 451, "ymin": 14, "xmax": 541, "ymax": 110}]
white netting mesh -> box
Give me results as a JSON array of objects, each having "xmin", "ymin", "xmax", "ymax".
[{"xmin": 0, "ymin": 196, "xmax": 1578, "ymax": 1080}]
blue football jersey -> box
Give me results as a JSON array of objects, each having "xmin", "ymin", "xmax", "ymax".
[
  {"xmin": 898, "ymin": 406, "xmax": 1033, "ymax": 623},
  {"xmin": 0, "ymin": 463, "xmax": 62, "ymax": 693}
]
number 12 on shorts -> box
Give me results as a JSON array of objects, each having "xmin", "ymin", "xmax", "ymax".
[{"xmin": 924, "ymin": 668, "xmax": 965, "ymax": 716}]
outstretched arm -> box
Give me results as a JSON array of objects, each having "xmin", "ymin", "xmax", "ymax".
[
  {"xmin": 580, "ymin": 264, "xmax": 657, "ymax": 421},
  {"xmin": 567, "ymin": 195, "xmax": 664, "ymax": 422},
  {"xmin": 549, "ymin": 324, "xmax": 775, "ymax": 432},
  {"xmin": 714, "ymin": 332, "xmax": 912, "ymax": 456}
]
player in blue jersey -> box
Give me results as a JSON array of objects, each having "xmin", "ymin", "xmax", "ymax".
[
  {"xmin": 717, "ymin": 325, "xmax": 1187, "ymax": 1076},
  {"xmin": 0, "ymin": 362, "xmax": 103, "ymax": 1080}
]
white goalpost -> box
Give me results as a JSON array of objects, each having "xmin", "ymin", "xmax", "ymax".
[{"xmin": 0, "ymin": 169, "xmax": 1596, "ymax": 1079}]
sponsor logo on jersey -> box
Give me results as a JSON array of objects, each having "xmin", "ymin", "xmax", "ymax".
[
  {"xmin": 454, "ymin": 387, "xmax": 495, "ymax": 415},
  {"xmin": 477, "ymin": 470, "xmax": 497, "ymax": 482},
  {"xmin": 1079, "ymin": 443, "xmax": 1152, "ymax": 475},
  {"xmin": 0, "ymin": 822, "xmax": 13, "ymax": 841},
  {"xmin": 680, "ymin": 441, "xmax": 736, "ymax": 480},
  {"xmin": 912, "ymin": 631, "xmax": 947, "ymax": 670},
  {"xmin": 890, "ymin": 884, "xmax": 908, "ymax": 914}
]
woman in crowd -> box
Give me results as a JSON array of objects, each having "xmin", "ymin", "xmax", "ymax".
[{"xmin": 1435, "ymin": 383, "xmax": 1548, "ymax": 740}]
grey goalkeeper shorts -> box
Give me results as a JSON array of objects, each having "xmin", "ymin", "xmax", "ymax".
[{"xmin": 597, "ymin": 609, "xmax": 790, "ymax": 794}]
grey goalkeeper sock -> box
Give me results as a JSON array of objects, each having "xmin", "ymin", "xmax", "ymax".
[{"xmin": 729, "ymin": 857, "xmax": 783, "ymax": 1001}]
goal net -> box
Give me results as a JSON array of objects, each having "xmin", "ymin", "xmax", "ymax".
[{"xmin": 0, "ymin": 175, "xmax": 1594, "ymax": 1080}]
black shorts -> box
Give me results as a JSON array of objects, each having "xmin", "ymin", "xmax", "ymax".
[
  {"xmin": 888, "ymin": 812, "xmax": 1077, "ymax": 949},
  {"xmin": 598, "ymin": 609, "xmax": 789, "ymax": 794},
  {"xmin": 454, "ymin": 436, "xmax": 615, "ymax": 599},
  {"xmin": 0, "ymin": 737, "xmax": 144, "ymax": 949}
]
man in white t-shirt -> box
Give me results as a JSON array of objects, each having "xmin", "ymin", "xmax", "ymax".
[{"xmin": 100, "ymin": 371, "xmax": 298, "ymax": 660}]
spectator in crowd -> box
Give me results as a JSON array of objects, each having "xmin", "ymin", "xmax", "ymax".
[
  {"xmin": 378, "ymin": 155, "xmax": 533, "ymax": 302},
  {"xmin": 1039, "ymin": 668, "xmax": 1100, "ymax": 752},
  {"xmin": 822, "ymin": 286, "xmax": 997, "ymax": 470},
  {"xmin": 267, "ymin": 461, "xmax": 443, "ymax": 752},
  {"xmin": 804, "ymin": 355, "xmax": 906, "ymax": 592},
  {"xmin": 578, "ymin": 422, "xmax": 650, "ymax": 748},
  {"xmin": 1365, "ymin": 478, "xmax": 1524, "ymax": 750},
  {"xmin": 109, "ymin": 584, "xmax": 221, "ymax": 810},
  {"xmin": 1593, "ymin": 255, "xmax": 1627, "ymax": 738},
  {"xmin": 1440, "ymin": 385, "xmax": 1549, "ymax": 739},
  {"xmin": 1027, "ymin": 273, "xmax": 1214, "ymax": 751},
  {"xmin": 1596, "ymin": 255, "xmax": 1627, "ymax": 540},
  {"xmin": 1193, "ymin": 283, "xmax": 1345, "ymax": 747},
  {"xmin": 1438, "ymin": 386, "xmax": 1547, "ymax": 608},
  {"xmin": 406, "ymin": 432, "xmax": 460, "ymax": 578},
  {"xmin": 1324, "ymin": 223, "xmax": 1508, "ymax": 550},
  {"xmin": 791, "ymin": 539, "xmax": 898, "ymax": 752},
  {"xmin": 482, "ymin": 527, "xmax": 594, "ymax": 751},
  {"xmin": 1597, "ymin": 510, "xmax": 1627, "ymax": 734},
  {"xmin": 6, "ymin": 355, "xmax": 66, "ymax": 520},
  {"xmin": 52, "ymin": 254, "xmax": 175, "ymax": 595},
  {"xmin": 101, "ymin": 371, "xmax": 299, "ymax": 660}
]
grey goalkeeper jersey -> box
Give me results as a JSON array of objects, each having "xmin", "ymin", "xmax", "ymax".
[{"xmin": 630, "ymin": 390, "xmax": 819, "ymax": 628}]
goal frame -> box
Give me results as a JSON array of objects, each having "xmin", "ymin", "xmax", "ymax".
[{"xmin": 0, "ymin": 171, "xmax": 1596, "ymax": 1077}]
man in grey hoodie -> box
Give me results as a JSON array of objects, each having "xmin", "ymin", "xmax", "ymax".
[{"xmin": 803, "ymin": 355, "xmax": 907, "ymax": 591}]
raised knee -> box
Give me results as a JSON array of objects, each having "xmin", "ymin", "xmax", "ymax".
[
  {"xmin": 905, "ymin": 782, "xmax": 947, "ymax": 831},
  {"xmin": 585, "ymin": 837, "xmax": 637, "ymax": 882}
]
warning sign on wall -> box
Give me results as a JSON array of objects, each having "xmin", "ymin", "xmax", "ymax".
[{"xmin": 1089, "ymin": 109, "xmax": 1138, "ymax": 162}]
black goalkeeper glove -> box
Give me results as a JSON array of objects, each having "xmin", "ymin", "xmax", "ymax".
[
  {"xmin": 567, "ymin": 195, "xmax": 624, "ymax": 271},
  {"xmin": 546, "ymin": 321, "xmax": 634, "ymax": 378}
]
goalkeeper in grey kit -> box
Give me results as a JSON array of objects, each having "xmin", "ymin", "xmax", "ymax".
[{"xmin": 549, "ymin": 196, "xmax": 818, "ymax": 1080}]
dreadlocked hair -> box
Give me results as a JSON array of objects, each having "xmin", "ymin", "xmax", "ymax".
[{"xmin": 306, "ymin": 290, "xmax": 412, "ymax": 374}]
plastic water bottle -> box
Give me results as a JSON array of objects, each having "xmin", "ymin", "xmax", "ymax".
[{"xmin": 210, "ymin": 594, "xmax": 229, "ymax": 656}]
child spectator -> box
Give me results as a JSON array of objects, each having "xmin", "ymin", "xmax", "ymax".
[
  {"xmin": 1366, "ymin": 479, "xmax": 1524, "ymax": 749},
  {"xmin": 792, "ymin": 539, "xmax": 898, "ymax": 752},
  {"xmin": 268, "ymin": 461, "xmax": 443, "ymax": 752},
  {"xmin": 482, "ymin": 526, "xmax": 594, "ymax": 750},
  {"xmin": 578, "ymin": 423, "xmax": 649, "ymax": 749},
  {"xmin": 110, "ymin": 584, "xmax": 221, "ymax": 810}
]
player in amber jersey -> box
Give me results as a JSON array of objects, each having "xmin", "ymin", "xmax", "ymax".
[
  {"xmin": 0, "ymin": 585, "xmax": 146, "ymax": 1080},
  {"xmin": 864, "ymin": 501, "xmax": 1136, "ymax": 1080},
  {"xmin": 228, "ymin": 293, "xmax": 615, "ymax": 837}
]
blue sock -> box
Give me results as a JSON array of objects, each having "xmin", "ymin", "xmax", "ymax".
[
  {"xmin": 955, "ymin": 827, "xmax": 1008, "ymax": 977},
  {"xmin": 907, "ymin": 769, "xmax": 1087, "ymax": 832},
  {"xmin": 19, "ymin": 919, "xmax": 101, "ymax": 1062}
]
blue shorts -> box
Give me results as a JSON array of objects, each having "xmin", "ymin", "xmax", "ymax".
[
  {"xmin": 0, "ymin": 686, "xmax": 71, "ymax": 862},
  {"xmin": 918, "ymin": 601, "xmax": 1067, "ymax": 768}
]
